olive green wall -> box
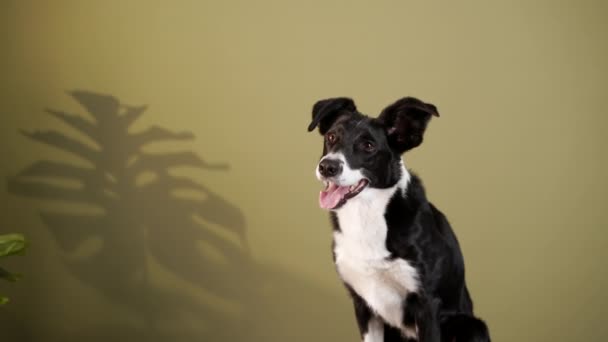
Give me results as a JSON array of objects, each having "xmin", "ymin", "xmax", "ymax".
[{"xmin": 1, "ymin": 1, "xmax": 607, "ymax": 341}]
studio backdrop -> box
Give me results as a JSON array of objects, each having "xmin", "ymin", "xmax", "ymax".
[{"xmin": 0, "ymin": 1, "xmax": 606, "ymax": 341}]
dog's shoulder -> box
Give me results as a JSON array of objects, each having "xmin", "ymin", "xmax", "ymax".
[
  {"xmin": 383, "ymin": 170, "xmax": 428, "ymax": 227},
  {"xmin": 403, "ymin": 170, "xmax": 428, "ymax": 204}
]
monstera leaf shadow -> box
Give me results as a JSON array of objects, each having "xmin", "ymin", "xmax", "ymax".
[
  {"xmin": 6, "ymin": 91, "xmax": 352, "ymax": 342},
  {"xmin": 6, "ymin": 91, "xmax": 251, "ymax": 335}
]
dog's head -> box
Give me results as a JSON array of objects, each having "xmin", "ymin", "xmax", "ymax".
[{"xmin": 308, "ymin": 97, "xmax": 439, "ymax": 210}]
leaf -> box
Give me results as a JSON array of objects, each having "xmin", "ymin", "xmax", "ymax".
[
  {"xmin": 17, "ymin": 160, "xmax": 96, "ymax": 182},
  {"xmin": 7, "ymin": 178, "xmax": 103, "ymax": 205},
  {"xmin": 130, "ymin": 151, "xmax": 229, "ymax": 173},
  {"xmin": 0, "ymin": 267, "xmax": 21, "ymax": 282},
  {"xmin": 71, "ymin": 90, "xmax": 120, "ymax": 121},
  {"xmin": 120, "ymin": 105, "xmax": 147, "ymax": 127},
  {"xmin": 20, "ymin": 129, "xmax": 99, "ymax": 163},
  {"xmin": 39, "ymin": 212, "xmax": 106, "ymax": 251},
  {"xmin": 0, "ymin": 296, "xmax": 8, "ymax": 305},
  {"xmin": 46, "ymin": 109, "xmax": 97, "ymax": 141},
  {"xmin": 0, "ymin": 234, "xmax": 27, "ymax": 258},
  {"xmin": 131, "ymin": 125, "xmax": 194, "ymax": 146}
]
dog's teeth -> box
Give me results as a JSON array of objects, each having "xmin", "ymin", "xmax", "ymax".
[{"xmin": 350, "ymin": 185, "xmax": 355, "ymax": 191}]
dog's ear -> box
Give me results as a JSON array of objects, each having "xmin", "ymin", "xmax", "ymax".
[
  {"xmin": 307, "ymin": 97, "xmax": 357, "ymax": 134},
  {"xmin": 378, "ymin": 97, "xmax": 439, "ymax": 153}
]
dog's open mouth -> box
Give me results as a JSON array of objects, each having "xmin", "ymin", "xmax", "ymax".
[{"xmin": 319, "ymin": 179, "xmax": 369, "ymax": 210}]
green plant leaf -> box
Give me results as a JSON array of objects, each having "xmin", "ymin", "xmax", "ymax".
[
  {"xmin": 0, "ymin": 296, "xmax": 8, "ymax": 305},
  {"xmin": 0, "ymin": 234, "xmax": 27, "ymax": 258},
  {"xmin": 0, "ymin": 267, "xmax": 21, "ymax": 282}
]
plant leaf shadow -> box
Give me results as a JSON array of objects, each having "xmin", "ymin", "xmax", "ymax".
[{"xmin": 5, "ymin": 91, "xmax": 352, "ymax": 342}]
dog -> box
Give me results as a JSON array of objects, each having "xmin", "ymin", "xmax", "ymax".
[{"xmin": 308, "ymin": 97, "xmax": 491, "ymax": 342}]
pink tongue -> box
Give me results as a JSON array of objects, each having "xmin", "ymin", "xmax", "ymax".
[{"xmin": 319, "ymin": 183, "xmax": 351, "ymax": 209}]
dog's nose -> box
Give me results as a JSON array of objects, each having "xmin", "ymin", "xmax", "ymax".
[{"xmin": 318, "ymin": 159, "xmax": 343, "ymax": 178}]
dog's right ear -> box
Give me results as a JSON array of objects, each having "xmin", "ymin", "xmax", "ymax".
[
  {"xmin": 378, "ymin": 97, "xmax": 439, "ymax": 153},
  {"xmin": 307, "ymin": 97, "xmax": 357, "ymax": 134}
]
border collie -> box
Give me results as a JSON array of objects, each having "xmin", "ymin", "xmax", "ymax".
[{"xmin": 308, "ymin": 97, "xmax": 490, "ymax": 342}]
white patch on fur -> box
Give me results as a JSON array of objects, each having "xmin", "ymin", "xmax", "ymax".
[
  {"xmin": 316, "ymin": 152, "xmax": 365, "ymax": 186},
  {"xmin": 333, "ymin": 160, "xmax": 419, "ymax": 338},
  {"xmin": 403, "ymin": 325, "xmax": 418, "ymax": 340},
  {"xmin": 363, "ymin": 317, "xmax": 384, "ymax": 342}
]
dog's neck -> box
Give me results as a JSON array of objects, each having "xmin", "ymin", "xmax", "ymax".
[
  {"xmin": 333, "ymin": 160, "xmax": 410, "ymax": 254},
  {"xmin": 340, "ymin": 159, "xmax": 410, "ymax": 209}
]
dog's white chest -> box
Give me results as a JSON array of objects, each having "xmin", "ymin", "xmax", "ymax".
[{"xmin": 333, "ymin": 187, "xmax": 419, "ymax": 330}]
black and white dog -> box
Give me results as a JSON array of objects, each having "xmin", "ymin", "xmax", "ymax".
[{"xmin": 308, "ymin": 97, "xmax": 490, "ymax": 342}]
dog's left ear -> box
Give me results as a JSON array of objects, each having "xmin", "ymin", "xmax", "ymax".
[
  {"xmin": 378, "ymin": 97, "xmax": 439, "ymax": 153},
  {"xmin": 307, "ymin": 97, "xmax": 357, "ymax": 134}
]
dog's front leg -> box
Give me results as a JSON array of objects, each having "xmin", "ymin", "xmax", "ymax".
[
  {"xmin": 350, "ymin": 289, "xmax": 384, "ymax": 342},
  {"xmin": 402, "ymin": 293, "xmax": 441, "ymax": 342}
]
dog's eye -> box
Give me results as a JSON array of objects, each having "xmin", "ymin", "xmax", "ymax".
[
  {"xmin": 326, "ymin": 133, "xmax": 337, "ymax": 144},
  {"xmin": 362, "ymin": 141, "xmax": 375, "ymax": 152}
]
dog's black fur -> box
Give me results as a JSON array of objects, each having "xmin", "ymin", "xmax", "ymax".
[{"xmin": 308, "ymin": 97, "xmax": 490, "ymax": 342}]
